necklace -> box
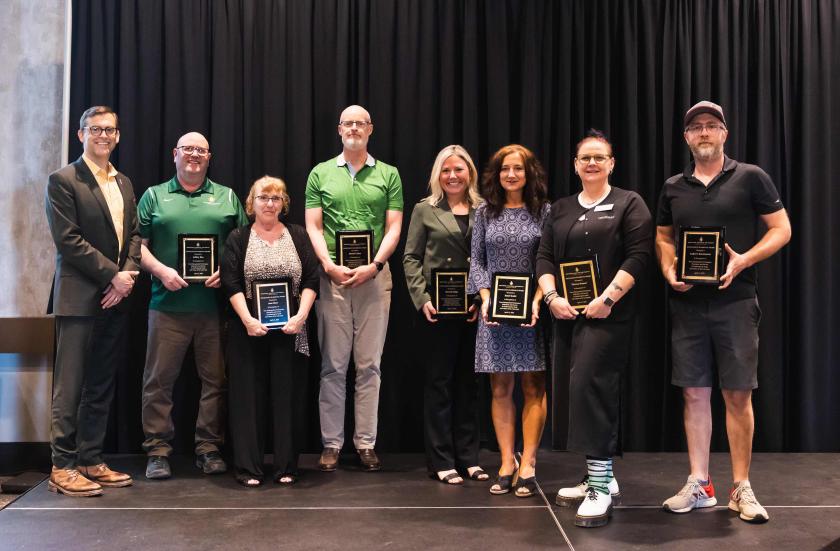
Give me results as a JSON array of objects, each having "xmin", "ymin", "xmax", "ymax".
[{"xmin": 578, "ymin": 185, "xmax": 611, "ymax": 208}]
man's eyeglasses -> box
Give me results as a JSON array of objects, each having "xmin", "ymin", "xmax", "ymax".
[
  {"xmin": 177, "ymin": 145, "xmax": 211, "ymax": 156},
  {"xmin": 576, "ymin": 155, "xmax": 612, "ymax": 165},
  {"xmin": 255, "ymin": 195, "xmax": 283, "ymax": 203},
  {"xmin": 339, "ymin": 120, "xmax": 371, "ymax": 129},
  {"xmin": 685, "ymin": 123, "xmax": 725, "ymax": 134},
  {"xmin": 85, "ymin": 126, "xmax": 119, "ymax": 137}
]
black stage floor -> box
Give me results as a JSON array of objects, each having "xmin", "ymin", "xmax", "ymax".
[{"xmin": 1, "ymin": 452, "xmax": 838, "ymax": 550}]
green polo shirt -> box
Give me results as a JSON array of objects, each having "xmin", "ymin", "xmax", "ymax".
[
  {"xmin": 304, "ymin": 154, "xmax": 403, "ymax": 262},
  {"xmin": 138, "ymin": 177, "xmax": 249, "ymax": 312}
]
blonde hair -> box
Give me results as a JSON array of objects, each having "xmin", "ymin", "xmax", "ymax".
[
  {"xmin": 425, "ymin": 145, "xmax": 482, "ymax": 207},
  {"xmin": 245, "ymin": 175, "xmax": 290, "ymax": 217}
]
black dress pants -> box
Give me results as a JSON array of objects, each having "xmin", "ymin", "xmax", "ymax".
[
  {"xmin": 420, "ymin": 317, "xmax": 479, "ymax": 472},
  {"xmin": 553, "ymin": 319, "xmax": 632, "ymax": 457},
  {"xmin": 227, "ymin": 322, "xmax": 307, "ymax": 479},
  {"xmin": 51, "ymin": 309, "xmax": 127, "ymax": 468}
]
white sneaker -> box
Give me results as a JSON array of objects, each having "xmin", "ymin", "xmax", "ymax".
[
  {"xmin": 556, "ymin": 475, "xmax": 621, "ymax": 507},
  {"xmin": 728, "ymin": 481, "xmax": 769, "ymax": 523},
  {"xmin": 574, "ymin": 487, "xmax": 613, "ymax": 527},
  {"xmin": 662, "ymin": 476, "xmax": 717, "ymax": 513}
]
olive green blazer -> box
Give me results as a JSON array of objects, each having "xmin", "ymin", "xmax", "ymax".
[{"xmin": 402, "ymin": 198, "xmax": 475, "ymax": 311}]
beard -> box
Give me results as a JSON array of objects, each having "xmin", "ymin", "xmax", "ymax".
[
  {"xmin": 342, "ymin": 135, "xmax": 367, "ymax": 152},
  {"xmin": 690, "ymin": 142, "xmax": 724, "ymax": 163}
]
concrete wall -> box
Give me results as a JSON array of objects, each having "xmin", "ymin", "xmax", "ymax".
[{"xmin": 0, "ymin": 0, "xmax": 67, "ymax": 444}]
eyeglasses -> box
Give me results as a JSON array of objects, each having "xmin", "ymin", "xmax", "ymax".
[
  {"xmin": 685, "ymin": 123, "xmax": 725, "ymax": 134},
  {"xmin": 85, "ymin": 126, "xmax": 119, "ymax": 137},
  {"xmin": 255, "ymin": 195, "xmax": 283, "ymax": 203},
  {"xmin": 339, "ymin": 120, "xmax": 371, "ymax": 129},
  {"xmin": 576, "ymin": 155, "xmax": 612, "ymax": 164},
  {"xmin": 176, "ymin": 145, "xmax": 210, "ymax": 156}
]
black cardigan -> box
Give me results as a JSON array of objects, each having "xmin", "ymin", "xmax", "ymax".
[
  {"xmin": 221, "ymin": 223, "xmax": 320, "ymax": 316},
  {"xmin": 535, "ymin": 187, "xmax": 653, "ymax": 322}
]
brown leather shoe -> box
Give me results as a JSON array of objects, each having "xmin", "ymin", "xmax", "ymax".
[
  {"xmin": 357, "ymin": 449, "xmax": 382, "ymax": 471},
  {"xmin": 319, "ymin": 447, "xmax": 340, "ymax": 472},
  {"xmin": 78, "ymin": 463, "xmax": 133, "ymax": 488},
  {"xmin": 48, "ymin": 467, "xmax": 103, "ymax": 497}
]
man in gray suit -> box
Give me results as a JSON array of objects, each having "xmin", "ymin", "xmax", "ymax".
[{"xmin": 45, "ymin": 106, "xmax": 141, "ymax": 496}]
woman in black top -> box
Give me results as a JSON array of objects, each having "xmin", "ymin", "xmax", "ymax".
[
  {"xmin": 536, "ymin": 130, "xmax": 652, "ymax": 527},
  {"xmin": 221, "ymin": 176, "xmax": 319, "ymax": 487}
]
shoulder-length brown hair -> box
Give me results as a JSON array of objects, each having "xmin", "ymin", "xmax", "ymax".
[{"xmin": 480, "ymin": 144, "xmax": 548, "ymax": 220}]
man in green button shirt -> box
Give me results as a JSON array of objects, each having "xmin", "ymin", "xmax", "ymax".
[
  {"xmin": 305, "ymin": 105, "xmax": 403, "ymax": 472},
  {"xmin": 137, "ymin": 132, "xmax": 248, "ymax": 480}
]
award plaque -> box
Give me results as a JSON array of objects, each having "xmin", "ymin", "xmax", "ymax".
[
  {"xmin": 432, "ymin": 269, "xmax": 469, "ymax": 317},
  {"xmin": 678, "ymin": 226, "xmax": 725, "ymax": 285},
  {"xmin": 336, "ymin": 230, "xmax": 374, "ymax": 269},
  {"xmin": 489, "ymin": 272, "xmax": 533, "ymax": 325},
  {"xmin": 178, "ymin": 234, "xmax": 218, "ymax": 283},
  {"xmin": 558, "ymin": 256, "xmax": 600, "ymax": 311},
  {"xmin": 252, "ymin": 279, "xmax": 295, "ymax": 330}
]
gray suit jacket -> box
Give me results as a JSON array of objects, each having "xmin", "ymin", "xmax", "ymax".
[
  {"xmin": 45, "ymin": 157, "xmax": 141, "ymax": 316},
  {"xmin": 402, "ymin": 198, "xmax": 474, "ymax": 311}
]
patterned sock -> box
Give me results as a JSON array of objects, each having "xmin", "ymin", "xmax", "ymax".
[{"xmin": 586, "ymin": 457, "xmax": 612, "ymax": 495}]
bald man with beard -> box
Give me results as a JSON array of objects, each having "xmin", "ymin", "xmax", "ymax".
[
  {"xmin": 137, "ymin": 132, "xmax": 248, "ymax": 480},
  {"xmin": 305, "ymin": 105, "xmax": 404, "ymax": 472}
]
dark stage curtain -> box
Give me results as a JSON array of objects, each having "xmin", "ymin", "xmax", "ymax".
[{"xmin": 68, "ymin": 0, "xmax": 839, "ymax": 454}]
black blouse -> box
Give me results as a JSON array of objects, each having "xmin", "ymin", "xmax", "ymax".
[
  {"xmin": 536, "ymin": 187, "xmax": 653, "ymax": 321},
  {"xmin": 221, "ymin": 222, "xmax": 320, "ymax": 316}
]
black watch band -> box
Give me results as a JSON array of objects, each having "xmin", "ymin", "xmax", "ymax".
[
  {"xmin": 603, "ymin": 296, "xmax": 615, "ymax": 307},
  {"xmin": 374, "ymin": 261, "xmax": 385, "ymax": 271}
]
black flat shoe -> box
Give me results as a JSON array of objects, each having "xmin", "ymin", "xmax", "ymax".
[
  {"xmin": 466, "ymin": 467, "xmax": 489, "ymax": 481},
  {"xmin": 515, "ymin": 475, "xmax": 537, "ymax": 498},
  {"xmin": 429, "ymin": 471, "xmax": 464, "ymax": 485},
  {"xmin": 236, "ymin": 475, "xmax": 263, "ymax": 488},
  {"xmin": 275, "ymin": 473, "xmax": 297, "ymax": 485}
]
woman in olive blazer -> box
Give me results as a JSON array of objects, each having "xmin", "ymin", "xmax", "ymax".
[{"xmin": 403, "ymin": 145, "xmax": 488, "ymax": 485}]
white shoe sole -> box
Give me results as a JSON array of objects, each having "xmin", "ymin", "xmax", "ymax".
[
  {"xmin": 662, "ymin": 496, "xmax": 717, "ymax": 513},
  {"xmin": 556, "ymin": 491, "xmax": 621, "ymax": 507},
  {"xmin": 728, "ymin": 500, "xmax": 770, "ymax": 523}
]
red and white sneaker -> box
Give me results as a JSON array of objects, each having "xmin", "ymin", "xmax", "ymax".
[{"xmin": 662, "ymin": 476, "xmax": 717, "ymax": 513}]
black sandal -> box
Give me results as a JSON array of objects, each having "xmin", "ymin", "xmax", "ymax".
[
  {"xmin": 514, "ymin": 475, "xmax": 537, "ymax": 498},
  {"xmin": 429, "ymin": 471, "xmax": 464, "ymax": 485},
  {"xmin": 275, "ymin": 473, "xmax": 297, "ymax": 485},
  {"xmin": 466, "ymin": 467, "xmax": 490, "ymax": 481},
  {"xmin": 236, "ymin": 475, "xmax": 263, "ymax": 488}
]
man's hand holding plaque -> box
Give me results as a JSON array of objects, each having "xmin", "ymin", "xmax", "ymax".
[
  {"xmin": 677, "ymin": 226, "xmax": 725, "ymax": 285},
  {"xmin": 178, "ymin": 234, "xmax": 218, "ymax": 284},
  {"xmin": 336, "ymin": 229, "xmax": 374, "ymax": 269}
]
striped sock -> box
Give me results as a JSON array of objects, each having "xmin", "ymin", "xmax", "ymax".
[{"xmin": 586, "ymin": 457, "xmax": 612, "ymax": 495}]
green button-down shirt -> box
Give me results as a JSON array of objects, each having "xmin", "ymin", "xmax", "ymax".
[
  {"xmin": 304, "ymin": 154, "xmax": 403, "ymax": 262},
  {"xmin": 138, "ymin": 177, "xmax": 248, "ymax": 312}
]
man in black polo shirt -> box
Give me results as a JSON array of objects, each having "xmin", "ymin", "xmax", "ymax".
[{"xmin": 656, "ymin": 101, "xmax": 791, "ymax": 523}]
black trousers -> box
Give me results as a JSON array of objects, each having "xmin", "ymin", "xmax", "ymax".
[
  {"xmin": 553, "ymin": 318, "xmax": 632, "ymax": 458},
  {"xmin": 420, "ymin": 316, "xmax": 479, "ymax": 472},
  {"xmin": 227, "ymin": 322, "xmax": 308, "ymax": 478},
  {"xmin": 51, "ymin": 310, "xmax": 127, "ymax": 468}
]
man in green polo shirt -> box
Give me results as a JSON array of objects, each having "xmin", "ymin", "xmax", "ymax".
[
  {"xmin": 305, "ymin": 105, "xmax": 403, "ymax": 472},
  {"xmin": 137, "ymin": 132, "xmax": 248, "ymax": 480}
]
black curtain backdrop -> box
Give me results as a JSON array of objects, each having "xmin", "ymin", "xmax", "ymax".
[{"xmin": 68, "ymin": 0, "xmax": 839, "ymax": 454}]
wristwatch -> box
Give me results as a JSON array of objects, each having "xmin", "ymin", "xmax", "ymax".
[
  {"xmin": 373, "ymin": 261, "xmax": 385, "ymax": 271},
  {"xmin": 603, "ymin": 296, "xmax": 615, "ymax": 308}
]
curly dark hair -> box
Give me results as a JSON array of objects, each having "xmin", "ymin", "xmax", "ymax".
[{"xmin": 480, "ymin": 144, "xmax": 548, "ymax": 220}]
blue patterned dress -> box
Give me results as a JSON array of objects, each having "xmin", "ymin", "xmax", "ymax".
[{"xmin": 468, "ymin": 203, "xmax": 550, "ymax": 373}]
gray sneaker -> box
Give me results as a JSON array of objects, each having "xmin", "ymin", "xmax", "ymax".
[
  {"xmin": 145, "ymin": 456, "xmax": 171, "ymax": 480},
  {"xmin": 728, "ymin": 481, "xmax": 769, "ymax": 523},
  {"xmin": 662, "ymin": 476, "xmax": 717, "ymax": 513},
  {"xmin": 556, "ymin": 475, "xmax": 621, "ymax": 507}
]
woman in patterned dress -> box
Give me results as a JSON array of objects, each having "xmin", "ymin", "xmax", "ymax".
[
  {"xmin": 221, "ymin": 176, "xmax": 319, "ymax": 487},
  {"xmin": 469, "ymin": 144, "xmax": 550, "ymax": 497}
]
